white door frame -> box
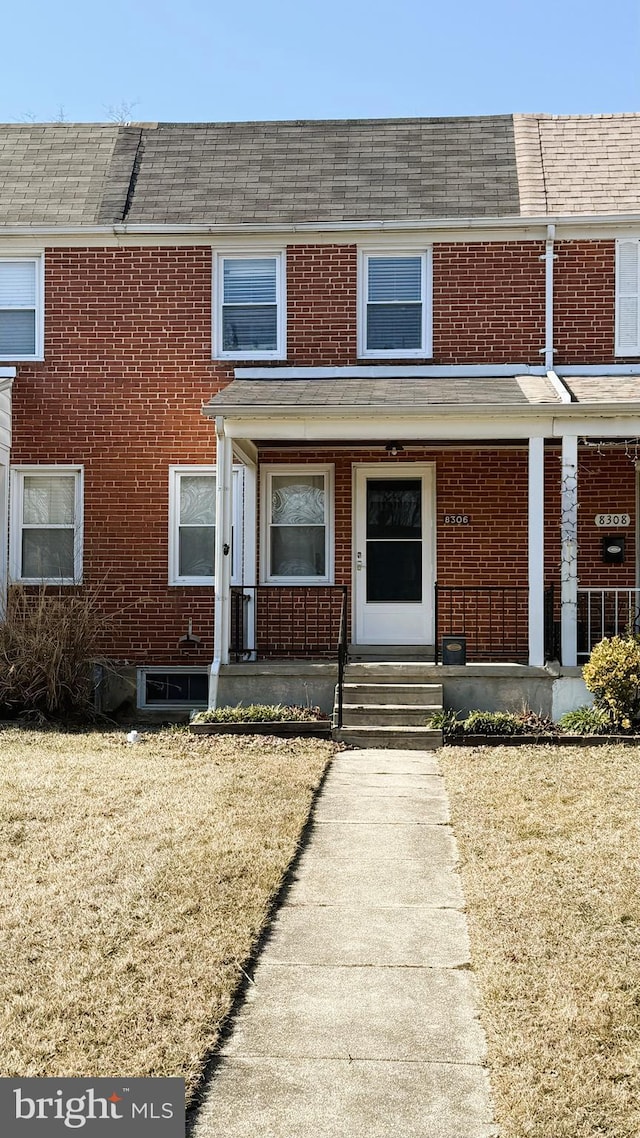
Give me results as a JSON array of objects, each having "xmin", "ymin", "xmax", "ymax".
[{"xmin": 352, "ymin": 462, "xmax": 436, "ymax": 645}]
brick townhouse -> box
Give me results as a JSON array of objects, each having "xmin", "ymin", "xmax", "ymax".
[{"xmin": 1, "ymin": 113, "xmax": 640, "ymax": 724}]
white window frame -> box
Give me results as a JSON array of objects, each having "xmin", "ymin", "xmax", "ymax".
[
  {"xmin": 260, "ymin": 463, "xmax": 334, "ymax": 585},
  {"xmin": 0, "ymin": 255, "xmax": 44, "ymax": 361},
  {"xmin": 615, "ymin": 238, "xmax": 640, "ymax": 356},
  {"xmin": 213, "ymin": 250, "xmax": 286, "ymax": 361},
  {"xmin": 168, "ymin": 465, "xmax": 243, "ymax": 586},
  {"xmin": 9, "ymin": 465, "xmax": 83, "ymax": 584},
  {"xmin": 358, "ymin": 247, "xmax": 432, "ymax": 359},
  {"xmin": 137, "ymin": 666, "xmax": 209, "ymax": 711}
]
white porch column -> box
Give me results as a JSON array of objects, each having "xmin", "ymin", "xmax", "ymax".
[
  {"xmin": 210, "ymin": 417, "xmax": 234, "ymax": 706},
  {"xmin": 560, "ymin": 434, "xmax": 578, "ymax": 667},
  {"xmin": 0, "ymin": 370, "xmax": 15, "ymax": 618},
  {"xmin": 528, "ymin": 436, "xmax": 545, "ymax": 666}
]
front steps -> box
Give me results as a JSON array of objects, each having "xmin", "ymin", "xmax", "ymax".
[{"xmin": 333, "ymin": 663, "xmax": 443, "ymax": 750}]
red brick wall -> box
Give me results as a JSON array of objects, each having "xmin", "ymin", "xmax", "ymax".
[
  {"xmin": 433, "ymin": 242, "xmax": 545, "ymax": 363},
  {"xmin": 575, "ymin": 448, "xmax": 636, "ymax": 588},
  {"xmin": 286, "ymin": 245, "xmax": 357, "ymax": 364},
  {"xmin": 11, "ymin": 247, "xmax": 224, "ymax": 664},
  {"xmin": 256, "ymin": 445, "xmax": 636, "ymax": 656},
  {"xmin": 554, "ymin": 240, "xmax": 615, "ymax": 363},
  {"xmin": 8, "ymin": 241, "xmax": 634, "ymax": 664}
]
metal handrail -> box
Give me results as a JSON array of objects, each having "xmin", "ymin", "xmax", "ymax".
[
  {"xmin": 435, "ymin": 583, "xmax": 557, "ymax": 663},
  {"xmin": 435, "ymin": 582, "xmax": 534, "ymax": 663},
  {"xmin": 229, "ymin": 584, "xmax": 347, "ymax": 662},
  {"xmin": 577, "ymin": 587, "xmax": 640, "ymax": 655}
]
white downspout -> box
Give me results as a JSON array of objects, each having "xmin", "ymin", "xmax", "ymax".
[
  {"xmin": 541, "ymin": 224, "xmax": 556, "ymax": 371},
  {"xmin": 209, "ymin": 416, "xmax": 233, "ymax": 708}
]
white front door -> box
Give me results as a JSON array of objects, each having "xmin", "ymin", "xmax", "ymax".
[{"xmin": 353, "ymin": 463, "xmax": 435, "ymax": 645}]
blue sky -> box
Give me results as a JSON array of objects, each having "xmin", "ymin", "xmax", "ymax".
[{"xmin": 2, "ymin": 0, "xmax": 639, "ymax": 123}]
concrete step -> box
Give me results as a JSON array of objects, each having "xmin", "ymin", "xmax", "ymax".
[
  {"xmin": 342, "ymin": 682, "xmax": 443, "ymax": 707},
  {"xmin": 332, "ymin": 725, "xmax": 443, "ymax": 750},
  {"xmin": 340, "ymin": 703, "xmax": 440, "ymax": 727}
]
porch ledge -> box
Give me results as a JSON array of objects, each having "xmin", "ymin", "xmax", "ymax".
[{"xmin": 219, "ymin": 663, "xmax": 337, "ymax": 676}]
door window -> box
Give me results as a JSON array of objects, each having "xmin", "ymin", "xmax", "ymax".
[{"xmin": 366, "ymin": 479, "xmax": 422, "ymax": 602}]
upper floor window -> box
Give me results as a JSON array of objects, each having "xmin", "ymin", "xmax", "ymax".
[
  {"xmin": 358, "ymin": 250, "xmax": 432, "ymax": 358},
  {"xmin": 616, "ymin": 240, "xmax": 640, "ymax": 356},
  {"xmin": 0, "ymin": 257, "xmax": 44, "ymax": 360},
  {"xmin": 10, "ymin": 466, "xmax": 83, "ymax": 584},
  {"xmin": 214, "ymin": 253, "xmax": 286, "ymax": 360}
]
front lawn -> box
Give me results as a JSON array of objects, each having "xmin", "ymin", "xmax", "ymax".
[
  {"xmin": 441, "ymin": 744, "xmax": 640, "ymax": 1138},
  {"xmin": 0, "ymin": 727, "xmax": 332, "ymax": 1100}
]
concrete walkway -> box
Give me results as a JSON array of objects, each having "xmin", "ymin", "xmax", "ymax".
[{"xmin": 192, "ymin": 749, "xmax": 496, "ymax": 1138}]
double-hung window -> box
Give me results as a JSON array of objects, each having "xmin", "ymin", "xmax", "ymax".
[
  {"xmin": 0, "ymin": 257, "xmax": 43, "ymax": 360},
  {"xmin": 169, "ymin": 466, "xmax": 242, "ymax": 585},
  {"xmin": 616, "ymin": 239, "xmax": 640, "ymax": 355},
  {"xmin": 214, "ymin": 253, "xmax": 285, "ymax": 359},
  {"xmin": 10, "ymin": 466, "xmax": 83, "ymax": 583},
  {"xmin": 261, "ymin": 465, "xmax": 333, "ymax": 584},
  {"xmin": 359, "ymin": 250, "xmax": 431, "ymax": 358}
]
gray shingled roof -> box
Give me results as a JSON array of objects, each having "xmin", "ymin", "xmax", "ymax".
[
  {"xmin": 0, "ymin": 124, "xmax": 140, "ymax": 225},
  {"xmin": 125, "ymin": 117, "xmax": 519, "ymax": 224},
  {"xmin": 205, "ymin": 376, "xmax": 561, "ymax": 412},
  {"xmin": 0, "ymin": 114, "xmax": 639, "ymax": 227}
]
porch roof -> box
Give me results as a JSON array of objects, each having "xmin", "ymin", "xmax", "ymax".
[
  {"xmin": 205, "ymin": 374, "xmax": 562, "ymax": 412},
  {"xmin": 563, "ymin": 376, "xmax": 640, "ymax": 402}
]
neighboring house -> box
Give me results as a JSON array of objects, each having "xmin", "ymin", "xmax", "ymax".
[{"xmin": 1, "ymin": 113, "xmax": 640, "ymax": 717}]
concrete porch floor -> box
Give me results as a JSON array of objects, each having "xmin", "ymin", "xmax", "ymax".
[{"xmin": 216, "ymin": 659, "xmax": 587, "ymax": 719}]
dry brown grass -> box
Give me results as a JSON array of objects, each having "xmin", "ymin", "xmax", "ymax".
[
  {"xmin": 441, "ymin": 744, "xmax": 640, "ymax": 1138},
  {"xmin": 0, "ymin": 727, "xmax": 332, "ymax": 1099}
]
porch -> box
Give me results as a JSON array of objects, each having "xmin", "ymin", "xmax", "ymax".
[
  {"xmin": 204, "ymin": 367, "xmax": 640, "ymax": 715},
  {"xmin": 218, "ymin": 580, "xmax": 569, "ymax": 726}
]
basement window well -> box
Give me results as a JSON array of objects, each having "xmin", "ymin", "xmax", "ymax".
[{"xmin": 137, "ymin": 668, "xmax": 209, "ymax": 710}]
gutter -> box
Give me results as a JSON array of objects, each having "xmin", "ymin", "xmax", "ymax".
[
  {"xmin": 1, "ymin": 212, "xmax": 640, "ymax": 239},
  {"xmin": 202, "ymin": 400, "xmax": 640, "ymax": 420}
]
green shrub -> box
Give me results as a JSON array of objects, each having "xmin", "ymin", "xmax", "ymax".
[
  {"xmin": 192, "ymin": 703, "xmax": 326, "ymax": 724},
  {"xmin": 430, "ymin": 709, "xmax": 461, "ymax": 738},
  {"xmin": 582, "ymin": 635, "xmax": 640, "ymax": 728},
  {"xmin": 558, "ymin": 706, "xmax": 611, "ymax": 736},
  {"xmin": 462, "ymin": 710, "xmax": 525, "ymax": 736}
]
